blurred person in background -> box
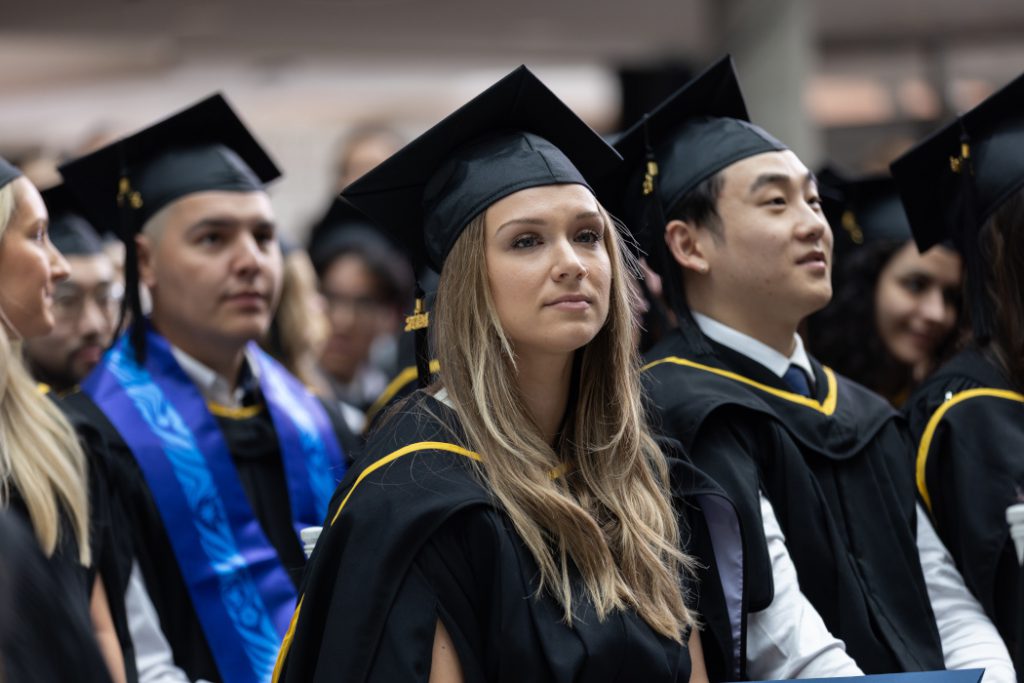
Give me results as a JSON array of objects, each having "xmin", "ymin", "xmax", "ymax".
[
  {"xmin": 23, "ymin": 184, "xmax": 122, "ymax": 394},
  {"xmin": 260, "ymin": 241, "xmax": 335, "ymax": 397},
  {"xmin": 807, "ymin": 171, "xmax": 962, "ymax": 406},
  {"xmin": 331, "ymin": 123, "xmax": 405, "ymax": 193},
  {"xmin": 0, "ymin": 158, "xmax": 128, "ymax": 683},
  {"xmin": 58, "ymin": 94, "xmax": 354, "ymax": 683},
  {"xmin": 309, "ymin": 206, "xmax": 414, "ymax": 415},
  {"xmin": 897, "ymin": 71, "xmax": 1024, "ymax": 668}
]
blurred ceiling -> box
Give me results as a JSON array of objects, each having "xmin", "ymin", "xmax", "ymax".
[{"xmin": 2, "ymin": 0, "xmax": 1022, "ymax": 233}]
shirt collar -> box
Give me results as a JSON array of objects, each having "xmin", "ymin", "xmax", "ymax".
[
  {"xmin": 691, "ymin": 312, "xmax": 815, "ymax": 386},
  {"xmin": 170, "ymin": 345, "xmax": 261, "ymax": 408}
]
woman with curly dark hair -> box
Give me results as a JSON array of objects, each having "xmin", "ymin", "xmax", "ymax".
[
  {"xmin": 807, "ymin": 172, "xmax": 961, "ymax": 406},
  {"xmin": 894, "ymin": 71, "xmax": 1024, "ymax": 666}
]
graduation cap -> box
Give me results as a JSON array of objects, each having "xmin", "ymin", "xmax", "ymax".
[
  {"xmin": 306, "ymin": 198, "xmax": 414, "ymax": 277},
  {"xmin": 0, "ymin": 157, "xmax": 21, "ymax": 192},
  {"xmin": 816, "ymin": 167, "xmax": 911, "ymax": 259},
  {"xmin": 57, "ymin": 93, "xmax": 281, "ymax": 361},
  {"xmin": 607, "ymin": 55, "xmax": 786, "ymax": 247},
  {"xmin": 341, "ymin": 65, "xmax": 622, "ymax": 274},
  {"xmin": 41, "ymin": 185, "xmax": 106, "ymax": 257},
  {"xmin": 340, "ymin": 65, "xmax": 622, "ymax": 386},
  {"xmin": 601, "ymin": 55, "xmax": 786, "ymax": 349},
  {"xmin": 890, "ymin": 70, "xmax": 1024, "ymax": 342}
]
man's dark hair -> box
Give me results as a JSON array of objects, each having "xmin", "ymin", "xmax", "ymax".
[{"xmin": 665, "ymin": 171, "xmax": 725, "ymax": 240}]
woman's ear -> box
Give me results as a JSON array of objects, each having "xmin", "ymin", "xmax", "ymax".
[{"xmin": 664, "ymin": 219, "xmax": 710, "ymax": 275}]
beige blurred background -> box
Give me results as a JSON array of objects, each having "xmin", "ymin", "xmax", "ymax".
[{"xmin": 2, "ymin": 0, "xmax": 1023, "ymax": 241}]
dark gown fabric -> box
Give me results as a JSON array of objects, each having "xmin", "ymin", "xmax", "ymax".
[
  {"xmin": 0, "ymin": 510, "xmax": 113, "ymax": 683},
  {"xmin": 61, "ymin": 388, "xmax": 359, "ymax": 683},
  {"xmin": 5, "ymin": 432, "xmax": 137, "ymax": 683},
  {"xmin": 642, "ymin": 327, "xmax": 945, "ymax": 675},
  {"xmin": 276, "ymin": 390, "xmax": 749, "ymax": 683},
  {"xmin": 904, "ymin": 345, "xmax": 1024, "ymax": 657}
]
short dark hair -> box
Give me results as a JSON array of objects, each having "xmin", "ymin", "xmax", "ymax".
[{"xmin": 665, "ymin": 171, "xmax": 724, "ymax": 239}]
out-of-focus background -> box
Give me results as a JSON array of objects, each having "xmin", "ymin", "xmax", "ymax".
[{"xmin": 3, "ymin": 0, "xmax": 1023, "ymax": 241}]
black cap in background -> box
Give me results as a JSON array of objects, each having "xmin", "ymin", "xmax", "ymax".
[
  {"xmin": 0, "ymin": 157, "xmax": 21, "ymax": 192},
  {"xmin": 340, "ymin": 65, "xmax": 622, "ymax": 273},
  {"xmin": 40, "ymin": 184, "xmax": 106, "ymax": 257},
  {"xmin": 817, "ymin": 167, "xmax": 911, "ymax": 259}
]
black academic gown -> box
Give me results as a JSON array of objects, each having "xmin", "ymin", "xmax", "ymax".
[
  {"xmin": 277, "ymin": 391, "xmax": 747, "ymax": 683},
  {"xmin": 6, "ymin": 426, "xmax": 137, "ymax": 683},
  {"xmin": 643, "ymin": 326, "xmax": 946, "ymax": 675},
  {"xmin": 905, "ymin": 345, "xmax": 1024, "ymax": 657},
  {"xmin": 0, "ymin": 510, "xmax": 113, "ymax": 683},
  {"xmin": 61, "ymin": 387, "xmax": 359, "ymax": 683}
]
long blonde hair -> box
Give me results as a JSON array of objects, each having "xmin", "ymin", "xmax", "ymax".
[
  {"xmin": 433, "ymin": 202, "xmax": 695, "ymax": 640},
  {"xmin": 0, "ymin": 180, "xmax": 91, "ymax": 565}
]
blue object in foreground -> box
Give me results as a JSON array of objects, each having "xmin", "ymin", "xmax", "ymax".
[{"xmin": 743, "ymin": 670, "xmax": 983, "ymax": 683}]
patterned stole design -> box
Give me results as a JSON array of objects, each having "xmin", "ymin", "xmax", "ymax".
[{"xmin": 84, "ymin": 328, "xmax": 345, "ymax": 683}]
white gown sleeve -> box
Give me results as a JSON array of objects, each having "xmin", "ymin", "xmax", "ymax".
[
  {"xmin": 745, "ymin": 493, "xmax": 865, "ymax": 679},
  {"xmin": 126, "ymin": 560, "xmax": 213, "ymax": 683},
  {"xmin": 917, "ymin": 504, "xmax": 1016, "ymax": 683}
]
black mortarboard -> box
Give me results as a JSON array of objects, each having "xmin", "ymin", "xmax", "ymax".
[
  {"xmin": 891, "ymin": 70, "xmax": 1024, "ymax": 341},
  {"xmin": 58, "ymin": 93, "xmax": 280, "ymax": 241},
  {"xmin": 601, "ymin": 56, "xmax": 786, "ymax": 353},
  {"xmin": 56, "ymin": 93, "xmax": 281, "ymax": 361},
  {"xmin": 817, "ymin": 168, "xmax": 911, "ymax": 258},
  {"xmin": 608, "ymin": 55, "xmax": 787, "ymax": 246},
  {"xmin": 340, "ymin": 65, "xmax": 622, "ymax": 274},
  {"xmin": 41, "ymin": 185, "xmax": 106, "ymax": 257},
  {"xmin": 0, "ymin": 157, "xmax": 21, "ymax": 192},
  {"xmin": 306, "ymin": 198, "xmax": 417, "ymax": 275}
]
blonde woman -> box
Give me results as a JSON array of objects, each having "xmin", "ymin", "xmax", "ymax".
[
  {"xmin": 273, "ymin": 68, "xmax": 727, "ymax": 683},
  {"xmin": 0, "ymin": 159, "xmax": 126, "ymax": 683}
]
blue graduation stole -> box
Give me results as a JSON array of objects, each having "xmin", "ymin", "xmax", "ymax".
[{"xmin": 84, "ymin": 328, "xmax": 346, "ymax": 683}]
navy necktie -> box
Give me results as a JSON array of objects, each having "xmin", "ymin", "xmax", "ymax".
[{"xmin": 782, "ymin": 364, "xmax": 812, "ymax": 397}]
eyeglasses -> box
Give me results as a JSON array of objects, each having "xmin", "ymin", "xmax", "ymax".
[{"xmin": 52, "ymin": 282, "xmax": 123, "ymax": 320}]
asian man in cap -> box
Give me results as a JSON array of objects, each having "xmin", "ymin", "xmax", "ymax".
[
  {"xmin": 23, "ymin": 185, "xmax": 121, "ymax": 394},
  {"xmin": 896, "ymin": 70, "xmax": 1024, "ymax": 669},
  {"xmin": 610, "ymin": 56, "xmax": 1014, "ymax": 681},
  {"xmin": 57, "ymin": 94, "xmax": 356, "ymax": 683}
]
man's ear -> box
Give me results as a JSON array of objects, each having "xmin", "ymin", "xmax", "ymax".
[
  {"xmin": 665, "ymin": 219, "xmax": 710, "ymax": 275},
  {"xmin": 136, "ymin": 234, "xmax": 157, "ymax": 289}
]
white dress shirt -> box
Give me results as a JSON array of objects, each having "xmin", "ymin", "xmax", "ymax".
[
  {"xmin": 170, "ymin": 345, "xmax": 260, "ymax": 408},
  {"xmin": 126, "ymin": 562, "xmax": 212, "ymax": 683},
  {"xmin": 694, "ymin": 312, "xmax": 1016, "ymax": 681}
]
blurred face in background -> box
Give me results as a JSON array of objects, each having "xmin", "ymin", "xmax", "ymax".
[
  {"xmin": 319, "ymin": 253, "xmax": 395, "ymax": 383},
  {"xmin": 874, "ymin": 241, "xmax": 961, "ymax": 370},
  {"xmin": 23, "ymin": 253, "xmax": 119, "ymax": 390}
]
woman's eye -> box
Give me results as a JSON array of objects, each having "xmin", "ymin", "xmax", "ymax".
[
  {"xmin": 900, "ymin": 276, "xmax": 927, "ymax": 294},
  {"xmin": 575, "ymin": 229, "xmax": 602, "ymax": 244},
  {"xmin": 807, "ymin": 195, "xmax": 822, "ymax": 209},
  {"xmin": 511, "ymin": 234, "xmax": 539, "ymax": 249},
  {"xmin": 763, "ymin": 196, "xmax": 786, "ymax": 207}
]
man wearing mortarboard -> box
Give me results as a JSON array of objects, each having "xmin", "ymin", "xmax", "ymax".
[
  {"xmin": 57, "ymin": 94, "xmax": 356, "ymax": 683},
  {"xmin": 608, "ymin": 56, "xmax": 1014, "ymax": 680}
]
